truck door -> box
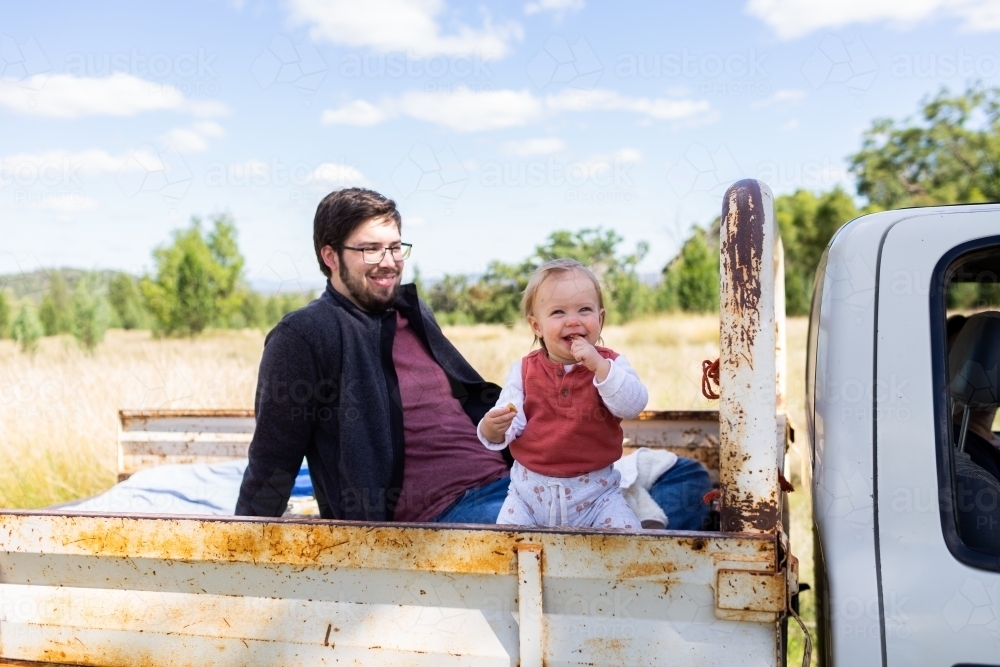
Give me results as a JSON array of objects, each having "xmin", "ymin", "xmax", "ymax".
[{"xmin": 876, "ymin": 206, "xmax": 1000, "ymax": 667}]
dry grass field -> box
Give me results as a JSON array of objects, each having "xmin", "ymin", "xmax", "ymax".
[
  {"xmin": 0, "ymin": 312, "xmax": 810, "ymax": 507},
  {"xmin": 0, "ymin": 313, "xmax": 808, "ymax": 509},
  {"xmin": 0, "ymin": 312, "xmax": 815, "ymax": 660}
]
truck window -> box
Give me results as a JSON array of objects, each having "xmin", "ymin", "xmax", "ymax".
[{"xmin": 934, "ymin": 238, "xmax": 1000, "ymax": 569}]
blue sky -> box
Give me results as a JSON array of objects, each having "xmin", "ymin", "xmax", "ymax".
[{"xmin": 2, "ymin": 0, "xmax": 1000, "ymax": 291}]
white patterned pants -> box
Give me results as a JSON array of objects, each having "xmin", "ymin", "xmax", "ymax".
[{"xmin": 497, "ymin": 461, "xmax": 640, "ymax": 529}]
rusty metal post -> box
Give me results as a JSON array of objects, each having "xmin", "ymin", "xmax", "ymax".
[
  {"xmin": 719, "ymin": 179, "xmax": 780, "ymax": 534},
  {"xmin": 774, "ymin": 237, "xmax": 787, "ymax": 414}
]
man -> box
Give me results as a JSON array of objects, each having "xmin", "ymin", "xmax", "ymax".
[{"xmin": 236, "ymin": 188, "xmax": 711, "ymax": 528}]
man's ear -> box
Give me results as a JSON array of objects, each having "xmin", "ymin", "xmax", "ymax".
[{"xmin": 320, "ymin": 245, "xmax": 339, "ymax": 274}]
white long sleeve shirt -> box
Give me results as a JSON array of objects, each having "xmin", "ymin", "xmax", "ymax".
[{"xmin": 477, "ymin": 354, "xmax": 649, "ymax": 450}]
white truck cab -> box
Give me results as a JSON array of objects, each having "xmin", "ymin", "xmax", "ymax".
[{"xmin": 810, "ymin": 203, "xmax": 1000, "ymax": 666}]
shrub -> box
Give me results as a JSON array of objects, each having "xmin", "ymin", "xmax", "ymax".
[{"xmin": 12, "ymin": 305, "xmax": 43, "ymax": 354}]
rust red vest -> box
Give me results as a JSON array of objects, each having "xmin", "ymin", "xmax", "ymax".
[{"xmin": 510, "ymin": 347, "xmax": 623, "ymax": 477}]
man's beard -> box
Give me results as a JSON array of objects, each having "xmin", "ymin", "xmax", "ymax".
[{"xmin": 339, "ymin": 261, "xmax": 400, "ymax": 312}]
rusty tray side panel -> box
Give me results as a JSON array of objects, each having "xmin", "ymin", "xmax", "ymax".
[
  {"xmin": 621, "ymin": 412, "xmax": 721, "ymax": 481},
  {"xmin": 0, "ymin": 512, "xmax": 781, "ymax": 667},
  {"xmin": 117, "ymin": 410, "xmax": 256, "ymax": 480},
  {"xmin": 118, "ymin": 410, "xmax": 727, "ymax": 482}
]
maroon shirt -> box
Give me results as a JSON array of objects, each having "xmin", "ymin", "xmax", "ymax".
[{"xmin": 392, "ymin": 312, "xmax": 509, "ymax": 521}]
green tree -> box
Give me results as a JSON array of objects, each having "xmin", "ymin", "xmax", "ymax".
[
  {"xmin": 850, "ymin": 85, "xmax": 1000, "ymax": 209},
  {"xmin": 427, "ymin": 274, "xmax": 470, "ymax": 316},
  {"xmin": 0, "ymin": 289, "xmax": 9, "ymax": 338},
  {"xmin": 410, "ymin": 265, "xmax": 425, "ymax": 297},
  {"xmin": 432, "ymin": 227, "xmax": 655, "ymax": 325},
  {"xmin": 467, "ymin": 260, "xmax": 532, "ymax": 325},
  {"xmin": 107, "ymin": 273, "xmax": 149, "ymax": 330},
  {"xmin": 661, "ymin": 230, "xmax": 719, "ymax": 313},
  {"xmin": 536, "ymin": 228, "xmax": 653, "ymax": 322},
  {"xmin": 207, "ymin": 214, "xmax": 246, "ymax": 322},
  {"xmin": 39, "ymin": 271, "xmax": 73, "ymax": 336},
  {"xmin": 12, "ymin": 305, "xmax": 43, "ymax": 354},
  {"xmin": 775, "ymin": 188, "xmax": 858, "ymax": 315},
  {"xmin": 240, "ymin": 290, "xmax": 267, "ymax": 329},
  {"xmin": 71, "ymin": 276, "xmax": 111, "ymax": 351},
  {"xmin": 141, "ymin": 215, "xmax": 248, "ymax": 336}
]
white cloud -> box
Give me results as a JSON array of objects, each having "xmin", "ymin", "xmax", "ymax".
[
  {"xmin": 746, "ymin": 0, "xmax": 1000, "ymax": 39},
  {"xmin": 0, "ymin": 149, "xmax": 129, "ymax": 179},
  {"xmin": 160, "ymin": 121, "xmax": 227, "ymax": 154},
  {"xmin": 0, "ymin": 72, "xmax": 228, "ymax": 119},
  {"xmin": 400, "ymin": 89, "xmax": 543, "ymax": 131},
  {"xmin": 287, "ymin": 0, "xmax": 523, "ymax": 59},
  {"xmin": 162, "ymin": 128, "xmax": 209, "ymax": 154},
  {"xmin": 545, "ymin": 89, "xmax": 713, "ymax": 121},
  {"xmin": 320, "ymin": 99, "xmax": 391, "ymax": 127},
  {"xmin": 614, "ymin": 147, "xmax": 643, "ymax": 163},
  {"xmin": 576, "ymin": 147, "xmax": 642, "ymax": 173},
  {"xmin": 750, "ymin": 89, "xmax": 806, "ymax": 109},
  {"xmin": 322, "ymin": 89, "xmax": 543, "ymax": 132},
  {"xmin": 309, "ymin": 162, "xmax": 370, "ymax": 187},
  {"xmin": 193, "ymin": 121, "xmax": 226, "ymax": 138},
  {"xmin": 779, "ymin": 118, "xmax": 800, "ymax": 131},
  {"xmin": 213, "ymin": 159, "xmax": 369, "ymax": 189},
  {"xmin": 320, "ymin": 88, "xmax": 715, "ymax": 132},
  {"xmin": 524, "ymin": 0, "xmax": 584, "ymax": 16},
  {"xmin": 501, "ymin": 137, "xmax": 567, "ymax": 156},
  {"xmin": 28, "ymin": 192, "xmax": 100, "ymax": 213}
]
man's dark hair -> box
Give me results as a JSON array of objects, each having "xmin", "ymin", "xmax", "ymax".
[{"xmin": 313, "ymin": 188, "xmax": 402, "ymax": 278}]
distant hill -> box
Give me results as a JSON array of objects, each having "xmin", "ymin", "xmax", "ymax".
[
  {"xmin": 0, "ymin": 268, "xmax": 320, "ymax": 303},
  {"xmin": 0, "ymin": 268, "xmax": 125, "ymax": 303}
]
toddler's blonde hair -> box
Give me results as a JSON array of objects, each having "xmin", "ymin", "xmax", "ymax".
[{"xmin": 521, "ymin": 259, "xmax": 605, "ymax": 349}]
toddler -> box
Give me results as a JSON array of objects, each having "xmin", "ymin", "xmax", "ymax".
[{"xmin": 478, "ymin": 258, "xmax": 648, "ymax": 529}]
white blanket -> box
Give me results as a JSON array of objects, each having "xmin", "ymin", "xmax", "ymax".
[{"xmin": 614, "ymin": 447, "xmax": 678, "ymax": 529}]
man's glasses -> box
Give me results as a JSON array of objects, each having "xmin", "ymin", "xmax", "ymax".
[{"xmin": 340, "ymin": 243, "xmax": 412, "ymax": 264}]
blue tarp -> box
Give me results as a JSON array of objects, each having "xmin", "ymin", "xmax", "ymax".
[{"xmin": 65, "ymin": 460, "xmax": 313, "ymax": 515}]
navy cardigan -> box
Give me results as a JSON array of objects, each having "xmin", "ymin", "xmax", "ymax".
[{"xmin": 235, "ymin": 282, "xmax": 505, "ymax": 521}]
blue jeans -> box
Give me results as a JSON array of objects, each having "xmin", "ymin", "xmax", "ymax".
[{"xmin": 433, "ymin": 457, "xmax": 712, "ymax": 530}]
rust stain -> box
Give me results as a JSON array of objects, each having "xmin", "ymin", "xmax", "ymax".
[
  {"xmin": 40, "ymin": 644, "xmax": 205, "ymax": 667},
  {"xmin": 618, "ymin": 560, "xmax": 676, "ymax": 578},
  {"xmin": 119, "ymin": 409, "xmax": 254, "ymax": 420},
  {"xmin": 57, "ymin": 519, "xmax": 519, "ymax": 574},
  {"xmin": 720, "ymin": 178, "xmax": 765, "ymax": 364},
  {"xmin": 634, "ymin": 410, "xmax": 719, "ymax": 422},
  {"xmin": 721, "ymin": 488, "xmax": 780, "ymax": 534}
]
